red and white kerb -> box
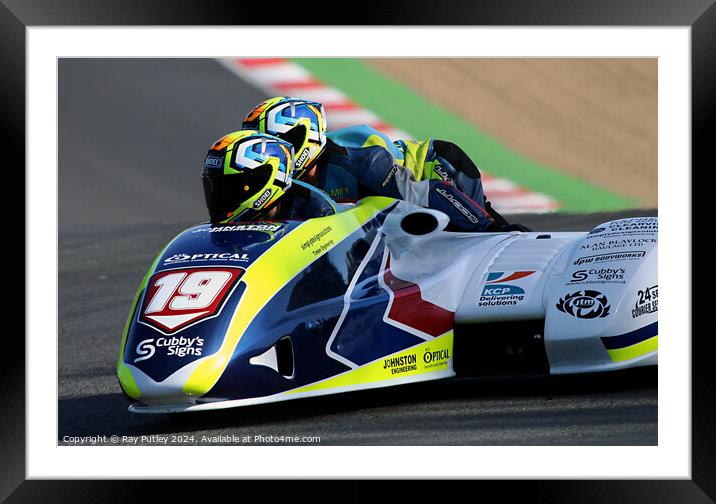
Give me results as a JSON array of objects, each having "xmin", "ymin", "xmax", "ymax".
[{"xmin": 219, "ymin": 58, "xmax": 559, "ymax": 215}]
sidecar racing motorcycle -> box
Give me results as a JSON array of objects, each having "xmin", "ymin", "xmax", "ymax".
[{"xmin": 117, "ymin": 197, "xmax": 658, "ymax": 413}]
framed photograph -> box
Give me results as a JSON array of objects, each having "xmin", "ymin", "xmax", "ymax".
[{"xmin": 7, "ymin": 0, "xmax": 710, "ymax": 500}]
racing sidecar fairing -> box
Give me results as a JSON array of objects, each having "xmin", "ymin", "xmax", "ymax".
[{"xmin": 117, "ymin": 197, "xmax": 657, "ymax": 413}]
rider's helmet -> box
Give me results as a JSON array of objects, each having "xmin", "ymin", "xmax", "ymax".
[
  {"xmin": 201, "ymin": 130, "xmax": 295, "ymax": 223},
  {"xmin": 241, "ymin": 97, "xmax": 327, "ymax": 179}
]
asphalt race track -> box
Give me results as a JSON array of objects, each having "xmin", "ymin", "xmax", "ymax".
[{"xmin": 58, "ymin": 59, "xmax": 657, "ymax": 445}]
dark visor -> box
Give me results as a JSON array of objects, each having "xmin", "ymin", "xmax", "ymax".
[
  {"xmin": 202, "ymin": 164, "xmax": 273, "ymax": 223},
  {"xmin": 277, "ymin": 123, "xmax": 307, "ymax": 153}
]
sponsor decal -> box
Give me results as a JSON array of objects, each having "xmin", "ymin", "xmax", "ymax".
[
  {"xmin": 329, "ymin": 186, "xmax": 350, "ymax": 200},
  {"xmin": 433, "ymin": 164, "xmax": 455, "ymax": 185},
  {"xmin": 556, "ymin": 290, "xmax": 611, "ymax": 319},
  {"xmin": 580, "ymin": 237, "xmax": 657, "ymax": 252},
  {"xmin": 383, "ymin": 353, "xmax": 418, "ymax": 375},
  {"xmin": 478, "ymin": 271, "xmax": 535, "ymax": 307},
  {"xmin": 568, "ymin": 267, "xmax": 626, "ymax": 284},
  {"xmin": 383, "ymin": 345, "xmax": 452, "ymax": 376},
  {"xmin": 633, "ymin": 284, "xmax": 658, "ymax": 318},
  {"xmin": 435, "ymin": 187, "xmax": 479, "ymax": 224},
  {"xmin": 288, "ymin": 333, "xmax": 454, "ymax": 394},
  {"xmin": 295, "ymin": 147, "xmax": 310, "ymax": 168},
  {"xmin": 139, "ymin": 267, "xmax": 242, "ymax": 333},
  {"xmin": 134, "ymin": 338, "xmax": 156, "ymax": 363},
  {"xmin": 422, "ymin": 346, "xmax": 450, "ymax": 370},
  {"xmin": 573, "ymin": 251, "xmax": 646, "ymax": 265},
  {"xmin": 587, "ymin": 218, "xmax": 658, "ymax": 238},
  {"xmin": 381, "ymin": 164, "xmax": 399, "ymax": 187},
  {"xmin": 164, "ymin": 252, "xmax": 249, "ymax": 264},
  {"xmin": 204, "ymin": 154, "xmax": 223, "ymax": 168},
  {"xmin": 382, "ymin": 344, "xmax": 450, "ymax": 376},
  {"xmin": 253, "ymin": 188, "xmax": 272, "ymax": 209},
  {"xmin": 133, "ymin": 336, "xmax": 205, "ymax": 363},
  {"xmin": 192, "ymin": 223, "xmax": 283, "ymax": 233},
  {"xmin": 301, "ymin": 226, "xmax": 334, "ymax": 256}
]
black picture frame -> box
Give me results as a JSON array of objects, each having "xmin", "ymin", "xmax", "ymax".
[{"xmin": 6, "ymin": 0, "xmax": 711, "ymax": 501}]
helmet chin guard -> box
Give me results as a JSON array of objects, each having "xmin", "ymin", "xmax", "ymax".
[{"xmin": 242, "ymin": 97, "xmax": 327, "ymax": 179}]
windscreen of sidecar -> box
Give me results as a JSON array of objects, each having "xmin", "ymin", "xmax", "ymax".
[{"xmin": 203, "ymin": 221, "xmax": 293, "ymax": 250}]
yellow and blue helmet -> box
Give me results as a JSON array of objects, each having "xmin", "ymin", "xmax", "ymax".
[
  {"xmin": 201, "ymin": 130, "xmax": 295, "ymax": 223},
  {"xmin": 241, "ymin": 97, "xmax": 327, "ymax": 179}
]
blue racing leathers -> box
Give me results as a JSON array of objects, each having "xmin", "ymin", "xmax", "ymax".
[
  {"xmin": 326, "ymin": 125, "xmax": 487, "ymax": 202},
  {"xmin": 313, "ymin": 125, "xmax": 496, "ymax": 232}
]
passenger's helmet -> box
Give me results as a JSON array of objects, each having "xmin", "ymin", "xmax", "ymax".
[
  {"xmin": 201, "ymin": 130, "xmax": 295, "ymax": 223},
  {"xmin": 241, "ymin": 97, "xmax": 327, "ymax": 179}
]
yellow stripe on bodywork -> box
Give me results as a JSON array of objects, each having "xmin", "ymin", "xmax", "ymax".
[
  {"xmin": 289, "ymin": 332, "xmax": 453, "ymax": 394},
  {"xmin": 182, "ymin": 196, "xmax": 396, "ymax": 397},
  {"xmin": 117, "ymin": 235, "xmax": 183, "ymax": 399},
  {"xmin": 118, "ymin": 363, "xmax": 141, "ymax": 399},
  {"xmin": 606, "ymin": 335, "xmax": 658, "ymax": 362}
]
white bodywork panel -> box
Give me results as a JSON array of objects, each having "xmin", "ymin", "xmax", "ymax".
[{"xmin": 382, "ymin": 202, "xmax": 658, "ymax": 374}]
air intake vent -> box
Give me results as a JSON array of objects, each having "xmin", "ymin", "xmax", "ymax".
[
  {"xmin": 401, "ymin": 212, "xmax": 438, "ymax": 235},
  {"xmin": 275, "ymin": 336, "xmax": 295, "ymax": 379},
  {"xmin": 249, "ymin": 336, "xmax": 294, "ymax": 379}
]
